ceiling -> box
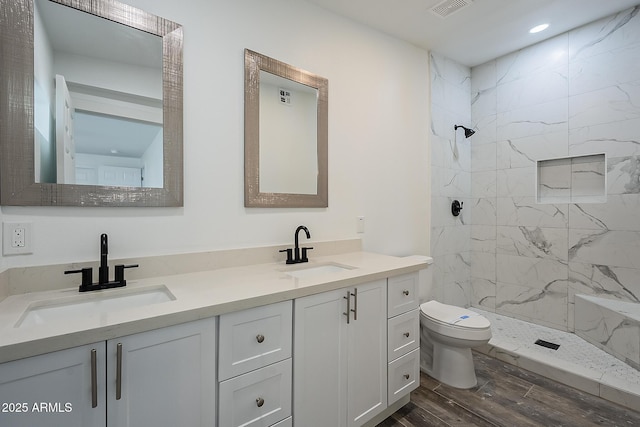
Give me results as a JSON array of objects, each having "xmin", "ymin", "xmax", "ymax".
[
  {"xmin": 306, "ymin": 0, "xmax": 640, "ymax": 67},
  {"xmin": 36, "ymin": 0, "xmax": 162, "ymax": 68}
]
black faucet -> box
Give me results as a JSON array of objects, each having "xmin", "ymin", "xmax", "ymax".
[
  {"xmin": 65, "ymin": 233, "xmax": 139, "ymax": 292},
  {"xmin": 280, "ymin": 225, "xmax": 313, "ymax": 264},
  {"xmin": 99, "ymin": 233, "xmax": 109, "ymax": 285}
]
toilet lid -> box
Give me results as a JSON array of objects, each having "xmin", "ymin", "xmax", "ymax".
[{"xmin": 420, "ymin": 300, "xmax": 490, "ymax": 329}]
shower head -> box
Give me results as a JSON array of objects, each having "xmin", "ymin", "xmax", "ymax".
[{"xmin": 454, "ymin": 124, "xmax": 476, "ymax": 138}]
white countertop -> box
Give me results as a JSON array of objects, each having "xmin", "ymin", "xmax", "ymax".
[{"xmin": 0, "ymin": 252, "xmax": 430, "ymax": 364}]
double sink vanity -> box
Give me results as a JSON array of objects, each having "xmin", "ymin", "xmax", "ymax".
[{"xmin": 0, "ymin": 250, "xmax": 428, "ymax": 427}]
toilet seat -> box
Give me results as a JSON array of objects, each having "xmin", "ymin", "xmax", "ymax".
[{"xmin": 420, "ymin": 301, "xmax": 491, "ymax": 340}]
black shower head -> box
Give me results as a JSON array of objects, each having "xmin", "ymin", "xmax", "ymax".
[{"xmin": 454, "ymin": 124, "xmax": 476, "ymax": 138}]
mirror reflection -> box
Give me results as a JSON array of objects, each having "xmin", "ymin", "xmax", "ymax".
[
  {"xmin": 34, "ymin": 0, "xmax": 163, "ymax": 188},
  {"xmin": 259, "ymin": 70, "xmax": 318, "ymax": 195}
]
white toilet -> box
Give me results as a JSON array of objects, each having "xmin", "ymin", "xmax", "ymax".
[{"xmin": 419, "ymin": 300, "xmax": 491, "ymax": 389}]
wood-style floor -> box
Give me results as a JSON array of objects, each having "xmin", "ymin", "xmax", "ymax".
[{"xmin": 377, "ymin": 351, "xmax": 640, "ymax": 427}]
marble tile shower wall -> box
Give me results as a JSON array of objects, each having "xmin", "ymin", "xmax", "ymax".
[
  {"xmin": 430, "ymin": 53, "xmax": 473, "ymax": 306},
  {"xmin": 469, "ymin": 6, "xmax": 640, "ymax": 332}
]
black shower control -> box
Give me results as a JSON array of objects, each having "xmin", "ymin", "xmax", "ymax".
[{"xmin": 451, "ymin": 200, "xmax": 463, "ymax": 217}]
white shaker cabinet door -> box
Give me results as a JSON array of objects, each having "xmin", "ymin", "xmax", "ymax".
[
  {"xmin": 294, "ymin": 279, "xmax": 388, "ymax": 427},
  {"xmin": 0, "ymin": 342, "xmax": 106, "ymax": 427},
  {"xmin": 106, "ymin": 317, "xmax": 216, "ymax": 427},
  {"xmin": 347, "ymin": 280, "xmax": 388, "ymax": 427},
  {"xmin": 294, "ymin": 287, "xmax": 349, "ymax": 427}
]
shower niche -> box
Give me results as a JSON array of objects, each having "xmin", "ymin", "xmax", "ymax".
[{"xmin": 536, "ymin": 154, "xmax": 606, "ymax": 204}]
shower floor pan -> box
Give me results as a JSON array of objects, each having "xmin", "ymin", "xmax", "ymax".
[{"xmin": 472, "ymin": 308, "xmax": 640, "ymax": 412}]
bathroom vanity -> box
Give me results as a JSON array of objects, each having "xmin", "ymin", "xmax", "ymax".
[{"xmin": 0, "ymin": 252, "xmax": 428, "ymax": 427}]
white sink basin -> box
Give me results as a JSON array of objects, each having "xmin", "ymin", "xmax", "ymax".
[
  {"xmin": 286, "ymin": 263, "xmax": 354, "ymax": 279},
  {"xmin": 16, "ymin": 285, "xmax": 175, "ymax": 328}
]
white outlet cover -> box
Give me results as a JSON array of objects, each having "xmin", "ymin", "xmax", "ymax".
[
  {"xmin": 3, "ymin": 222, "xmax": 33, "ymax": 255},
  {"xmin": 12, "ymin": 227, "xmax": 25, "ymax": 247}
]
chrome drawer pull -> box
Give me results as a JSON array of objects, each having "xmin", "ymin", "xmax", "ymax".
[
  {"xmin": 403, "ymin": 332, "xmax": 410, "ymax": 338},
  {"xmin": 256, "ymin": 397, "xmax": 265, "ymax": 407},
  {"xmin": 402, "ymin": 290, "xmax": 410, "ymax": 296},
  {"xmin": 404, "ymin": 374, "xmax": 410, "ymax": 380},
  {"xmin": 351, "ymin": 288, "xmax": 358, "ymax": 321},
  {"xmin": 343, "ymin": 291, "xmax": 351, "ymax": 324},
  {"xmin": 91, "ymin": 349, "xmax": 98, "ymax": 408},
  {"xmin": 116, "ymin": 343, "xmax": 122, "ymax": 400},
  {"xmin": 256, "ymin": 334, "xmax": 265, "ymax": 343}
]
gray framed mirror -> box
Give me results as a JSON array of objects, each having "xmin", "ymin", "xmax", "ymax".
[
  {"xmin": 244, "ymin": 49, "xmax": 328, "ymax": 208},
  {"xmin": 0, "ymin": 0, "xmax": 183, "ymax": 206}
]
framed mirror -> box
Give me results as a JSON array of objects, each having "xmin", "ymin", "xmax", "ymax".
[
  {"xmin": 0, "ymin": 0, "xmax": 183, "ymax": 206},
  {"xmin": 244, "ymin": 49, "xmax": 328, "ymax": 208}
]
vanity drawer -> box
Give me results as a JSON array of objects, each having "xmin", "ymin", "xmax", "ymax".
[
  {"xmin": 218, "ymin": 359, "xmax": 292, "ymax": 427},
  {"xmin": 219, "ymin": 300, "xmax": 292, "ymax": 380},
  {"xmin": 388, "ymin": 308, "xmax": 419, "ymax": 360},
  {"xmin": 272, "ymin": 416, "xmax": 292, "ymax": 427},
  {"xmin": 388, "ymin": 273, "xmax": 419, "ymax": 318},
  {"xmin": 388, "ymin": 348, "xmax": 420, "ymax": 405}
]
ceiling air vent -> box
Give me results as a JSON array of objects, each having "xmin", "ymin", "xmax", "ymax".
[{"xmin": 430, "ymin": 0, "xmax": 473, "ymax": 19}]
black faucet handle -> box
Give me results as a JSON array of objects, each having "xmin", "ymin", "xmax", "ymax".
[
  {"xmin": 114, "ymin": 264, "xmax": 139, "ymax": 285},
  {"xmin": 279, "ymin": 248, "xmax": 295, "ymax": 264},
  {"xmin": 301, "ymin": 247, "xmax": 314, "ymax": 262},
  {"xmin": 65, "ymin": 268, "xmax": 93, "ymax": 291},
  {"xmin": 101, "ymin": 234, "xmax": 108, "ymax": 254}
]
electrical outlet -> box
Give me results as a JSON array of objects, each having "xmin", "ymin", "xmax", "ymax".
[
  {"xmin": 3, "ymin": 222, "xmax": 33, "ymax": 255},
  {"xmin": 12, "ymin": 227, "xmax": 25, "ymax": 247}
]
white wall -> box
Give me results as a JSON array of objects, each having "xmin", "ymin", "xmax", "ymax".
[
  {"xmin": 33, "ymin": 1, "xmax": 56, "ymax": 183},
  {"xmin": 33, "ymin": 1, "xmax": 54, "ymax": 107},
  {"xmin": 0, "ymin": 0, "xmax": 430, "ymax": 271},
  {"xmin": 53, "ymin": 52, "xmax": 162, "ymax": 100},
  {"xmin": 141, "ymin": 130, "xmax": 164, "ymax": 188}
]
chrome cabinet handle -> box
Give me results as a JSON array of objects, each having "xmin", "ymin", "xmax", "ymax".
[
  {"xmin": 402, "ymin": 290, "xmax": 410, "ymax": 296},
  {"xmin": 343, "ymin": 291, "xmax": 351, "ymax": 324},
  {"xmin": 404, "ymin": 332, "xmax": 410, "ymax": 338},
  {"xmin": 91, "ymin": 349, "xmax": 98, "ymax": 408},
  {"xmin": 116, "ymin": 343, "xmax": 123, "ymax": 400},
  {"xmin": 256, "ymin": 334, "xmax": 265, "ymax": 343},
  {"xmin": 404, "ymin": 374, "xmax": 410, "ymax": 380},
  {"xmin": 256, "ymin": 397, "xmax": 265, "ymax": 407},
  {"xmin": 351, "ymin": 288, "xmax": 358, "ymax": 321}
]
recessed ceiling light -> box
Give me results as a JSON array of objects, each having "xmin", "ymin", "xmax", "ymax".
[{"xmin": 529, "ymin": 24, "xmax": 549, "ymax": 34}]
